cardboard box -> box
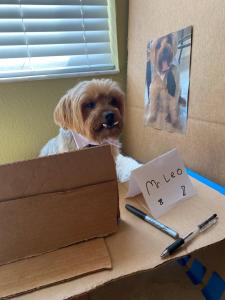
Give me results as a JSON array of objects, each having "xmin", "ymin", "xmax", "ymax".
[
  {"xmin": 0, "ymin": 145, "xmax": 119, "ymax": 266},
  {"xmin": 124, "ymin": 0, "xmax": 225, "ymax": 187}
]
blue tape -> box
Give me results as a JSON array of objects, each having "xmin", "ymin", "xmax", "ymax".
[
  {"xmin": 186, "ymin": 168, "xmax": 225, "ymax": 195},
  {"xmin": 177, "ymin": 255, "xmax": 191, "ymax": 266},
  {"xmin": 202, "ymin": 272, "xmax": 225, "ymax": 300},
  {"xmin": 186, "ymin": 259, "xmax": 206, "ymax": 285}
]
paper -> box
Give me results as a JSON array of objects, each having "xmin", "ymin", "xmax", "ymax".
[{"xmin": 127, "ymin": 149, "xmax": 196, "ymax": 217}]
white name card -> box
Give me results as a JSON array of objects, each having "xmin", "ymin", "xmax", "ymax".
[{"xmin": 127, "ymin": 149, "xmax": 196, "ymax": 218}]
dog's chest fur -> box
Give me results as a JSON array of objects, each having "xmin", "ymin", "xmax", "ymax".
[
  {"xmin": 40, "ymin": 129, "xmax": 77, "ymax": 156},
  {"xmin": 40, "ymin": 128, "xmax": 120, "ymax": 159},
  {"xmin": 152, "ymin": 66, "xmax": 178, "ymax": 109}
]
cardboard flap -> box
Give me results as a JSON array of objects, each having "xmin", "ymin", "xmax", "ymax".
[
  {"xmin": 0, "ymin": 181, "xmax": 118, "ymax": 266},
  {"xmin": 0, "ymin": 238, "xmax": 111, "ymax": 299},
  {"xmin": 0, "ymin": 145, "xmax": 116, "ymax": 202}
]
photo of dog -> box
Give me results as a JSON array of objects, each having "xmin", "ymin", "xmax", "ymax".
[
  {"xmin": 40, "ymin": 78, "xmax": 142, "ymax": 182},
  {"xmin": 144, "ymin": 26, "xmax": 192, "ymax": 133}
]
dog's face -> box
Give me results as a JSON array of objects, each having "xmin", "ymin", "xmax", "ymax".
[
  {"xmin": 54, "ymin": 79, "xmax": 124, "ymax": 142},
  {"xmin": 150, "ymin": 33, "xmax": 177, "ymax": 74}
]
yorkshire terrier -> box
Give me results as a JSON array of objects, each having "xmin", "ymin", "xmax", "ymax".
[
  {"xmin": 145, "ymin": 33, "xmax": 185, "ymax": 130},
  {"xmin": 40, "ymin": 78, "xmax": 141, "ymax": 182}
]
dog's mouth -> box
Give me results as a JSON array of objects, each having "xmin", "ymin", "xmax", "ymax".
[
  {"xmin": 95, "ymin": 121, "xmax": 119, "ymax": 132},
  {"xmin": 161, "ymin": 60, "xmax": 170, "ymax": 72},
  {"xmin": 158, "ymin": 47, "xmax": 173, "ymax": 73},
  {"xmin": 102, "ymin": 121, "xmax": 119, "ymax": 129}
]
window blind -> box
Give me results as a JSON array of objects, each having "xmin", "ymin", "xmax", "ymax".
[{"xmin": 0, "ymin": 0, "xmax": 116, "ymax": 81}]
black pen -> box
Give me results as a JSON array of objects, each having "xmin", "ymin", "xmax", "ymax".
[
  {"xmin": 125, "ymin": 204, "xmax": 179, "ymax": 239},
  {"xmin": 161, "ymin": 213, "xmax": 218, "ymax": 258}
]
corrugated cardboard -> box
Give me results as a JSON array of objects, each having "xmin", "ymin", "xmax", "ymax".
[
  {"xmin": 0, "ymin": 145, "xmax": 119, "ymax": 266},
  {"xmin": 0, "ymin": 238, "xmax": 111, "ymax": 300},
  {"xmin": 0, "ymin": 145, "xmax": 117, "ymax": 202},
  {"xmin": 124, "ymin": 0, "xmax": 225, "ymax": 186},
  {"xmin": 7, "ymin": 178, "xmax": 225, "ymax": 300},
  {"xmin": 91, "ymin": 258, "xmax": 204, "ymax": 300}
]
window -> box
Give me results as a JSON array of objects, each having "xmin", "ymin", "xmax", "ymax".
[{"xmin": 0, "ymin": 0, "xmax": 118, "ymax": 81}]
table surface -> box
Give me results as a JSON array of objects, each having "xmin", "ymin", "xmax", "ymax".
[{"xmin": 15, "ymin": 178, "xmax": 225, "ymax": 300}]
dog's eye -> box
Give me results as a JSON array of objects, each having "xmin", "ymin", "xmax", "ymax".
[
  {"xmin": 85, "ymin": 102, "xmax": 96, "ymax": 109},
  {"xmin": 110, "ymin": 97, "xmax": 118, "ymax": 107}
]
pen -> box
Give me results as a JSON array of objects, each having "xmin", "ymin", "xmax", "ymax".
[
  {"xmin": 161, "ymin": 213, "xmax": 218, "ymax": 258},
  {"xmin": 125, "ymin": 204, "xmax": 179, "ymax": 239}
]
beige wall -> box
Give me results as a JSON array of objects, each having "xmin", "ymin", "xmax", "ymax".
[
  {"xmin": 124, "ymin": 0, "xmax": 225, "ymax": 185},
  {"xmin": 0, "ymin": 0, "xmax": 128, "ymax": 165}
]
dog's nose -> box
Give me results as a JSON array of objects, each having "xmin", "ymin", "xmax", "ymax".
[{"xmin": 103, "ymin": 111, "xmax": 115, "ymax": 126}]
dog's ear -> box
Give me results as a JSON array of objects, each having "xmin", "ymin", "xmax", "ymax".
[
  {"xmin": 150, "ymin": 39, "xmax": 157, "ymax": 66},
  {"xmin": 54, "ymin": 93, "xmax": 73, "ymax": 129},
  {"xmin": 171, "ymin": 33, "xmax": 178, "ymax": 56},
  {"xmin": 167, "ymin": 69, "xmax": 176, "ymax": 97}
]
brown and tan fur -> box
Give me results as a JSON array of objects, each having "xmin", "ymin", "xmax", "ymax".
[
  {"xmin": 145, "ymin": 33, "xmax": 183, "ymax": 130},
  {"xmin": 41, "ymin": 79, "xmax": 124, "ymax": 158}
]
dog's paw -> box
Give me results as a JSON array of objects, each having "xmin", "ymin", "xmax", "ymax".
[
  {"xmin": 165, "ymin": 113, "xmax": 171, "ymax": 123},
  {"xmin": 172, "ymin": 120, "xmax": 182, "ymax": 130}
]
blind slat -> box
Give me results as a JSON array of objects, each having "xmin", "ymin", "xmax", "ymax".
[
  {"xmin": 0, "ymin": 31, "xmax": 109, "ymax": 46},
  {"xmin": 0, "ymin": 42, "xmax": 111, "ymax": 58},
  {"xmin": 0, "ymin": 33, "xmax": 26, "ymax": 45},
  {"xmin": 0, "ymin": 54, "xmax": 114, "ymax": 78},
  {"xmin": 0, "ymin": 5, "xmax": 108, "ymax": 19},
  {"xmin": 24, "ymin": 18, "xmax": 109, "ymax": 32},
  {"xmin": 30, "ymin": 42, "xmax": 111, "ymax": 57},
  {"xmin": 0, "ymin": 54, "xmax": 113, "ymax": 68},
  {"xmin": 0, "ymin": 20, "xmax": 24, "ymax": 32},
  {"xmin": 0, "ymin": 19, "xmax": 108, "ymax": 32},
  {"xmin": 0, "ymin": 5, "xmax": 21, "ymax": 18},
  {"xmin": 1, "ymin": 0, "xmax": 107, "ymax": 4},
  {"xmin": 21, "ymin": 5, "xmax": 108, "ymax": 19},
  {"xmin": 20, "ymin": 0, "xmax": 107, "ymax": 5},
  {"xmin": 0, "ymin": 64, "xmax": 115, "ymax": 79}
]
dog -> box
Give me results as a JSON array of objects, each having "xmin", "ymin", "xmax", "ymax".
[
  {"xmin": 145, "ymin": 33, "xmax": 185, "ymax": 130},
  {"xmin": 40, "ymin": 78, "xmax": 141, "ymax": 182}
]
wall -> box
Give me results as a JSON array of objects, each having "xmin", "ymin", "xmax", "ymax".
[
  {"xmin": 0, "ymin": 0, "xmax": 129, "ymax": 164},
  {"xmin": 124, "ymin": 0, "xmax": 225, "ymax": 185}
]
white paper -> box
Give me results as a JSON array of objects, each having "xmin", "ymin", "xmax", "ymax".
[
  {"xmin": 127, "ymin": 149, "xmax": 196, "ymax": 217},
  {"xmin": 127, "ymin": 173, "xmax": 141, "ymax": 197}
]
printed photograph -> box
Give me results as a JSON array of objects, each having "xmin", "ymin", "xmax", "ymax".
[{"xmin": 144, "ymin": 26, "xmax": 193, "ymax": 134}]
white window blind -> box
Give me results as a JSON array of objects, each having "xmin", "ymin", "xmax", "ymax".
[{"xmin": 0, "ymin": 0, "xmax": 117, "ymax": 81}]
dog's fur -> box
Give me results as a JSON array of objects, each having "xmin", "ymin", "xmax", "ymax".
[
  {"xmin": 40, "ymin": 79, "xmax": 141, "ymax": 182},
  {"xmin": 145, "ymin": 33, "xmax": 184, "ymax": 130}
]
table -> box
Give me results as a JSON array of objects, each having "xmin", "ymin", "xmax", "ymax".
[{"xmin": 13, "ymin": 178, "xmax": 225, "ymax": 300}]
